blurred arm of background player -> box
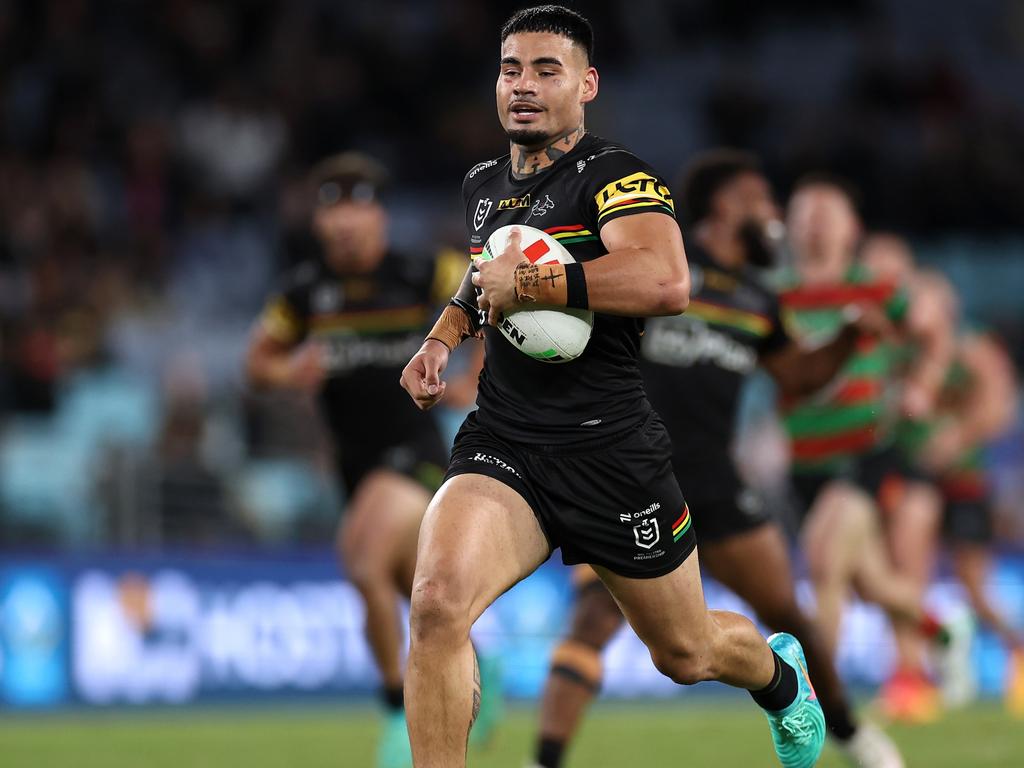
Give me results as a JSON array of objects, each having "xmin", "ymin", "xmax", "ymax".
[
  {"xmin": 246, "ymin": 322, "xmax": 326, "ymax": 393},
  {"xmin": 759, "ymin": 301, "xmax": 894, "ymax": 399},
  {"xmin": 898, "ymin": 270, "xmax": 958, "ymax": 419},
  {"xmin": 922, "ymin": 331, "xmax": 1018, "ymax": 472}
]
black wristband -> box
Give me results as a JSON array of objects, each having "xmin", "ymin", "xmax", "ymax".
[{"xmin": 564, "ymin": 262, "xmax": 589, "ymax": 310}]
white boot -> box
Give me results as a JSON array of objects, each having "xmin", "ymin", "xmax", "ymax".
[{"xmin": 834, "ymin": 722, "xmax": 905, "ymax": 768}]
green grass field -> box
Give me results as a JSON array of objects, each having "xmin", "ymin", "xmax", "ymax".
[{"xmin": 1, "ymin": 701, "xmax": 1021, "ymax": 767}]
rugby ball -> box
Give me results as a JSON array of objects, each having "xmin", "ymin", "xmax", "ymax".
[{"xmin": 480, "ymin": 224, "xmax": 594, "ymax": 363}]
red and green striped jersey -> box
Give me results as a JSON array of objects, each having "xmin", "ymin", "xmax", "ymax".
[{"xmin": 776, "ymin": 263, "xmax": 908, "ymax": 473}]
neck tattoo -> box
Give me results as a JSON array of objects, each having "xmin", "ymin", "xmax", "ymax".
[{"xmin": 511, "ymin": 126, "xmax": 585, "ymax": 180}]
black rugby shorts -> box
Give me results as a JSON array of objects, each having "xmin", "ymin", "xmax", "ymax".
[
  {"xmin": 672, "ymin": 457, "xmax": 773, "ymax": 544},
  {"xmin": 443, "ymin": 410, "xmax": 697, "ymax": 579},
  {"xmin": 339, "ymin": 421, "xmax": 448, "ymax": 496},
  {"xmin": 789, "ymin": 443, "xmax": 920, "ymax": 526}
]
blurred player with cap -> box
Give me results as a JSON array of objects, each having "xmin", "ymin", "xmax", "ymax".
[{"xmin": 246, "ymin": 152, "xmax": 487, "ymax": 768}]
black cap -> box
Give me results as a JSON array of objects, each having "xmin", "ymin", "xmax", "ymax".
[{"xmin": 310, "ymin": 152, "xmax": 390, "ymax": 206}]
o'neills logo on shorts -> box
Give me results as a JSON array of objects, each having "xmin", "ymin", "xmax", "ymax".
[
  {"xmin": 619, "ymin": 501, "xmax": 661, "ymax": 523},
  {"xmin": 470, "ymin": 452, "xmax": 522, "ymax": 479}
]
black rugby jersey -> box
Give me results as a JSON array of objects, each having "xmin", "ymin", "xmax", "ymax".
[
  {"xmin": 640, "ymin": 245, "xmax": 789, "ymax": 467},
  {"xmin": 462, "ymin": 133, "xmax": 677, "ymax": 444},
  {"xmin": 259, "ymin": 250, "xmax": 455, "ymax": 444}
]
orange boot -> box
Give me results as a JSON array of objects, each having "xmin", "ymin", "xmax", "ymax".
[
  {"xmin": 879, "ymin": 667, "xmax": 942, "ymax": 724},
  {"xmin": 1007, "ymin": 649, "xmax": 1024, "ymax": 719}
]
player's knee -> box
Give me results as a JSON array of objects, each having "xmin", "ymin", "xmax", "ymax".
[
  {"xmin": 568, "ymin": 585, "xmax": 624, "ymax": 648},
  {"xmin": 805, "ymin": 547, "xmax": 835, "ymax": 586},
  {"xmin": 338, "ymin": 538, "xmax": 388, "ymax": 591},
  {"xmin": 650, "ymin": 643, "xmax": 712, "ymax": 686},
  {"xmin": 408, "ymin": 575, "xmax": 472, "ymax": 647}
]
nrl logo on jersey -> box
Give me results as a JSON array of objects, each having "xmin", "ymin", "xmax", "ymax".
[{"xmin": 473, "ymin": 198, "xmax": 493, "ymax": 231}]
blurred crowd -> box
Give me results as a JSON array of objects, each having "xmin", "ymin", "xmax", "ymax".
[{"xmin": 0, "ymin": 0, "xmax": 1022, "ymax": 548}]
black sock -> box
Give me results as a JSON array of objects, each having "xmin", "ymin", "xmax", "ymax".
[
  {"xmin": 749, "ymin": 651, "xmax": 799, "ymax": 712},
  {"xmin": 382, "ymin": 685, "xmax": 404, "ymax": 712},
  {"xmin": 536, "ymin": 737, "xmax": 565, "ymax": 768},
  {"xmin": 824, "ymin": 705, "xmax": 857, "ymax": 742}
]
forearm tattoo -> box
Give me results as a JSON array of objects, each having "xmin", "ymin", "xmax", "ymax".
[
  {"xmin": 514, "ymin": 263, "xmax": 541, "ymax": 302},
  {"xmin": 514, "ymin": 262, "xmax": 566, "ymax": 305}
]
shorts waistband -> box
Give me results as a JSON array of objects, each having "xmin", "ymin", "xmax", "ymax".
[{"xmin": 519, "ymin": 410, "xmax": 657, "ymax": 456}]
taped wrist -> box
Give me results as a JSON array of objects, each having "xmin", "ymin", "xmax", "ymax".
[
  {"xmin": 427, "ymin": 303, "xmax": 476, "ymax": 351},
  {"xmin": 514, "ymin": 262, "xmax": 589, "ymax": 309}
]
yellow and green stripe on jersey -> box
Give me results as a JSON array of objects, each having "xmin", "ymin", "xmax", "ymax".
[
  {"xmin": 468, "ymin": 225, "xmax": 599, "ymax": 260},
  {"xmin": 309, "ymin": 305, "xmax": 431, "ymax": 336},
  {"xmin": 544, "ymin": 224, "xmax": 599, "ymax": 245},
  {"xmin": 594, "ymin": 171, "xmax": 675, "ymax": 224},
  {"xmin": 686, "ymin": 298, "xmax": 774, "ymax": 338}
]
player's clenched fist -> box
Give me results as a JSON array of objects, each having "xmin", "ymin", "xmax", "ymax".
[
  {"xmin": 472, "ymin": 226, "xmax": 527, "ymax": 326},
  {"xmin": 400, "ymin": 338, "xmax": 450, "ymax": 410}
]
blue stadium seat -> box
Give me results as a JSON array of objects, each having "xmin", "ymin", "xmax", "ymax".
[{"xmin": 231, "ymin": 459, "xmax": 340, "ymax": 541}]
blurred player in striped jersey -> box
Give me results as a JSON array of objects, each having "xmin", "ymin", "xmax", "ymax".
[
  {"xmin": 779, "ymin": 179, "xmax": 955, "ymax": 723},
  {"xmin": 863, "ymin": 235, "xmax": 1024, "ymax": 714}
]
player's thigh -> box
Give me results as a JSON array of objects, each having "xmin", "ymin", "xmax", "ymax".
[
  {"xmin": 594, "ymin": 550, "xmax": 710, "ymax": 658},
  {"xmin": 702, "ymin": 522, "xmax": 800, "ymax": 621},
  {"xmin": 801, "ymin": 480, "xmax": 871, "ymax": 570},
  {"xmin": 889, "ymin": 480, "xmax": 942, "ymax": 542},
  {"xmin": 410, "ymin": 472, "xmax": 551, "ymax": 632},
  {"xmin": 338, "ymin": 469, "xmax": 431, "ymax": 562}
]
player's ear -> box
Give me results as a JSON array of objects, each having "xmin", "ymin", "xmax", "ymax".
[{"xmin": 581, "ymin": 67, "xmax": 598, "ymax": 105}]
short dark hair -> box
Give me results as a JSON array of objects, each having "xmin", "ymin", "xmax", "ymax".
[
  {"xmin": 677, "ymin": 148, "xmax": 763, "ymax": 226},
  {"xmin": 790, "ymin": 172, "xmax": 862, "ymax": 215},
  {"xmin": 501, "ymin": 5, "xmax": 594, "ymax": 64}
]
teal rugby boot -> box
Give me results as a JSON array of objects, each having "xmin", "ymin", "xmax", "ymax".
[{"xmin": 762, "ymin": 632, "xmax": 827, "ymax": 768}]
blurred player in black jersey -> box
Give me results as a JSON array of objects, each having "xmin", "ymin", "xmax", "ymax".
[
  {"xmin": 399, "ymin": 8, "xmax": 826, "ymax": 768},
  {"xmin": 528, "ymin": 150, "xmax": 905, "ymax": 768},
  {"xmin": 247, "ymin": 153, "xmax": 484, "ymax": 768}
]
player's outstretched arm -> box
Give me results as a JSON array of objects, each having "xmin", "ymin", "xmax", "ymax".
[
  {"xmin": 922, "ymin": 332, "xmax": 1018, "ymax": 471},
  {"xmin": 760, "ymin": 302, "xmax": 893, "ymax": 398},
  {"xmin": 900, "ymin": 271, "xmax": 957, "ymax": 418},
  {"xmin": 401, "ymin": 266, "xmax": 481, "ymax": 410},
  {"xmin": 245, "ymin": 324, "xmax": 326, "ymax": 392}
]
